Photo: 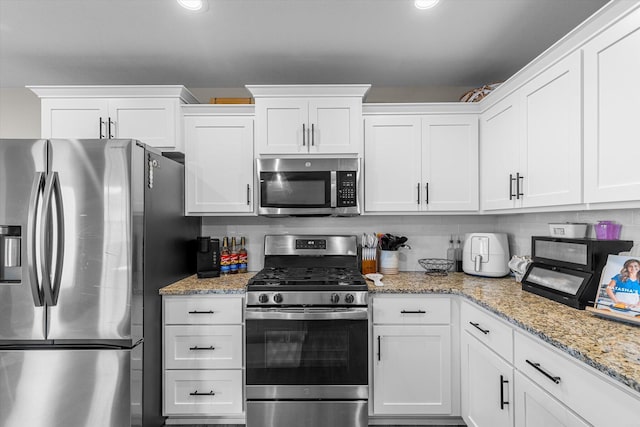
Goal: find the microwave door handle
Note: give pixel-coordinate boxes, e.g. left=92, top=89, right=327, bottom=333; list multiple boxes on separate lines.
left=330, top=171, right=337, bottom=207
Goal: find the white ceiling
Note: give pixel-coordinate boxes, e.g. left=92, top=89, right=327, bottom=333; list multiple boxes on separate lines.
left=0, top=0, right=609, bottom=89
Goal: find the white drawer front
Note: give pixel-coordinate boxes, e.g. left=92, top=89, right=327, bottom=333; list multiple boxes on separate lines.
left=461, top=301, right=513, bottom=363
left=515, top=331, right=640, bottom=427
left=164, top=370, right=243, bottom=415
left=373, top=296, right=450, bottom=324
left=165, top=325, right=242, bottom=369
left=164, top=296, right=243, bottom=324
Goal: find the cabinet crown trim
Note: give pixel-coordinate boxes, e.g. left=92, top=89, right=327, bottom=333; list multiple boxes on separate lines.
left=246, top=84, right=371, bottom=98
left=27, top=85, right=199, bottom=104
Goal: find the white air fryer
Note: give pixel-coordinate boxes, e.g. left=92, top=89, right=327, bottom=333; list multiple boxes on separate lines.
left=463, top=233, right=510, bottom=277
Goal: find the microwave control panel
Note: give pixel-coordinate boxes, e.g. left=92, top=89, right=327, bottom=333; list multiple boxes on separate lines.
left=337, top=171, right=357, bottom=207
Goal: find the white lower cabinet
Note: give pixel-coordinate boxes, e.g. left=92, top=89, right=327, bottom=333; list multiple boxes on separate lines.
left=372, top=296, right=454, bottom=415
left=163, top=295, right=244, bottom=420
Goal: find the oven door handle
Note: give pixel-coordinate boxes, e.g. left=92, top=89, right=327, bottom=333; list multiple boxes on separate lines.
left=245, top=307, right=368, bottom=320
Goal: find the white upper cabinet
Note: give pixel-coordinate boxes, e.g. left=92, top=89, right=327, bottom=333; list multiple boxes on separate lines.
left=480, top=52, right=582, bottom=211
left=364, top=112, right=478, bottom=213
left=583, top=5, right=640, bottom=203
left=29, top=86, right=198, bottom=152
left=247, top=85, right=370, bottom=155
left=183, top=109, right=254, bottom=215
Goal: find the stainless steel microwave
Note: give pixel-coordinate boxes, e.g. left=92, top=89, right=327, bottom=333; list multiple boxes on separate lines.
left=256, top=158, right=360, bottom=217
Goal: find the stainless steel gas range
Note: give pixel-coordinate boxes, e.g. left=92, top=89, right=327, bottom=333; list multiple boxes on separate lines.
left=245, top=235, right=368, bottom=427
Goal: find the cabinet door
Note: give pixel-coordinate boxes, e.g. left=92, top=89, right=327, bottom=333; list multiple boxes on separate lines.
left=185, top=116, right=254, bottom=214
left=364, top=116, right=422, bottom=212
left=520, top=52, right=582, bottom=208
left=308, top=98, right=361, bottom=154
left=480, top=94, right=520, bottom=210
left=255, top=98, right=308, bottom=154
left=584, top=6, right=640, bottom=203
left=461, top=331, right=513, bottom=427
left=110, top=98, right=178, bottom=150
left=422, top=115, right=479, bottom=211
left=514, top=372, right=589, bottom=427
left=41, top=98, right=108, bottom=139
left=373, top=325, right=452, bottom=415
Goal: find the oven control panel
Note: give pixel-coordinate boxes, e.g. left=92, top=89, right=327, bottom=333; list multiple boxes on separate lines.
left=295, top=239, right=327, bottom=250
left=246, top=291, right=368, bottom=307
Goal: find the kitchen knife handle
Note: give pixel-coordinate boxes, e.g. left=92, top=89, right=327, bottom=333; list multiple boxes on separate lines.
left=500, top=375, right=509, bottom=410
left=526, top=359, right=561, bottom=384
left=302, top=123, right=306, bottom=146
left=469, top=321, right=490, bottom=335
left=509, top=174, right=516, bottom=200
left=99, top=117, right=105, bottom=139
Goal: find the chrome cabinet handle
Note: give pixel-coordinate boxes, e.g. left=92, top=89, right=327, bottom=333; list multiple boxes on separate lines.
left=516, top=172, right=524, bottom=199
left=500, top=375, right=509, bottom=410
left=108, top=118, right=115, bottom=138
left=189, top=346, right=215, bottom=351
left=190, top=390, right=215, bottom=396
left=401, top=310, right=426, bottom=314
left=311, top=123, right=315, bottom=146
left=302, top=123, right=306, bottom=146
left=247, top=184, right=251, bottom=205
left=27, top=172, right=46, bottom=307
left=377, top=335, right=381, bottom=361
left=469, top=321, right=490, bottom=335
left=526, top=359, right=561, bottom=384
left=509, top=174, right=516, bottom=200
left=417, top=183, right=420, bottom=205
left=425, top=183, right=429, bottom=205
left=99, top=117, right=105, bottom=139
left=188, top=310, right=215, bottom=314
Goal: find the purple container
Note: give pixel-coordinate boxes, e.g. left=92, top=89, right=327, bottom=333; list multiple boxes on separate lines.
left=594, top=221, right=622, bottom=240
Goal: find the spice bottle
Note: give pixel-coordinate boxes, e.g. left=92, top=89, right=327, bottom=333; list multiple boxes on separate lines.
left=220, top=237, right=231, bottom=275
left=455, top=236, right=463, bottom=272
left=230, top=237, right=239, bottom=274
left=446, top=236, right=455, bottom=271
left=238, top=237, right=248, bottom=273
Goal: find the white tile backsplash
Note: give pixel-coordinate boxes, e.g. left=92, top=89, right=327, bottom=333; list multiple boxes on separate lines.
left=201, top=209, right=640, bottom=271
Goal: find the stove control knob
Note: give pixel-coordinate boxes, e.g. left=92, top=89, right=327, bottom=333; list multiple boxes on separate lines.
left=258, top=294, right=269, bottom=304
left=330, top=293, right=340, bottom=304
left=273, top=293, right=283, bottom=304
left=345, top=294, right=355, bottom=304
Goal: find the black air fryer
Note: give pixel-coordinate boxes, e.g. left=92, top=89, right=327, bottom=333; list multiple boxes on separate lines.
left=196, top=236, right=220, bottom=278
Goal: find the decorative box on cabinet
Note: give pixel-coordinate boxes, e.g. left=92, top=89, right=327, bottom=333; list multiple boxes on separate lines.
left=372, top=295, right=455, bottom=416
left=364, top=113, right=478, bottom=213
left=28, top=85, right=198, bottom=152
left=480, top=51, right=582, bottom=211
left=460, top=301, right=514, bottom=427
left=247, top=84, right=370, bottom=155
left=163, top=295, right=244, bottom=420
left=182, top=105, right=255, bottom=215
left=583, top=4, right=640, bottom=204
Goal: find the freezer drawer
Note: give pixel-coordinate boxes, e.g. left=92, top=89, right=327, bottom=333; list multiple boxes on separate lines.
left=0, top=348, right=135, bottom=427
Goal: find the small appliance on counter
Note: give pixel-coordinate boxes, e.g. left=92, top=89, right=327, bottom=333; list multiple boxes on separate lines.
left=196, top=236, right=220, bottom=278
left=462, top=232, right=510, bottom=277
left=521, top=236, right=633, bottom=309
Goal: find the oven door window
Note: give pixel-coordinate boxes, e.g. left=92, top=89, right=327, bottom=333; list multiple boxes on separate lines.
left=260, top=172, right=331, bottom=208
left=246, top=319, right=367, bottom=385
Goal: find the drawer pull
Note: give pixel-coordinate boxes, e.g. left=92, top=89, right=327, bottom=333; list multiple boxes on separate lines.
left=500, top=375, right=509, bottom=410
left=189, top=390, right=216, bottom=396
left=469, top=321, right=490, bottom=335
left=189, top=346, right=216, bottom=351
left=526, top=359, right=561, bottom=384
left=400, top=310, right=426, bottom=314
left=188, top=310, right=214, bottom=314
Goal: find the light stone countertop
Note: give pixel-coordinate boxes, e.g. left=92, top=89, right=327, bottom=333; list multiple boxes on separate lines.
left=159, top=271, right=640, bottom=395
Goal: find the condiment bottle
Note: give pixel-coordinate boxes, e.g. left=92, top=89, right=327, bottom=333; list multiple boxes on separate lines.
left=455, top=237, right=463, bottom=272
left=446, top=236, right=455, bottom=271
left=220, top=236, right=231, bottom=275
left=238, top=237, right=248, bottom=273
left=230, top=237, right=239, bottom=274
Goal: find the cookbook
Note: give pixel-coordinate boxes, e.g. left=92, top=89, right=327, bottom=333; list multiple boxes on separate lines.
left=587, top=254, right=640, bottom=326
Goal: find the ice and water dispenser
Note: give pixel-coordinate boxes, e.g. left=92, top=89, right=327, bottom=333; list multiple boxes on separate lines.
left=0, top=226, right=21, bottom=283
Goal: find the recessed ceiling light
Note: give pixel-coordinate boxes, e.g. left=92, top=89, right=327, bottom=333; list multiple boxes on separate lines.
left=414, top=0, right=440, bottom=10
left=177, top=0, right=208, bottom=12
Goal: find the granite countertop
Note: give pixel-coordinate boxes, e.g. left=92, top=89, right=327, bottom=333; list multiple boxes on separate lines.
left=159, top=271, right=640, bottom=395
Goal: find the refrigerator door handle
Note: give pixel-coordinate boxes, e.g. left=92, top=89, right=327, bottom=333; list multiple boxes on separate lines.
left=27, top=172, right=46, bottom=307
left=41, top=171, right=64, bottom=306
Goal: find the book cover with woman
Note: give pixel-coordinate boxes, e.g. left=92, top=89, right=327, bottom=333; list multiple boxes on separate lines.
left=594, top=255, right=640, bottom=321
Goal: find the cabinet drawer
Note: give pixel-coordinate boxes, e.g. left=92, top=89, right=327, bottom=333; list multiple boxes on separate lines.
left=164, top=296, right=242, bottom=324
left=515, top=331, right=640, bottom=426
left=165, top=325, right=242, bottom=369
left=373, top=296, right=450, bottom=324
left=164, top=370, right=243, bottom=415
left=461, top=301, right=513, bottom=363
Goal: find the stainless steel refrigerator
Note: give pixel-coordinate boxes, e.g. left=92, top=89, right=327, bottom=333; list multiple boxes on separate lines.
left=0, top=139, right=200, bottom=427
